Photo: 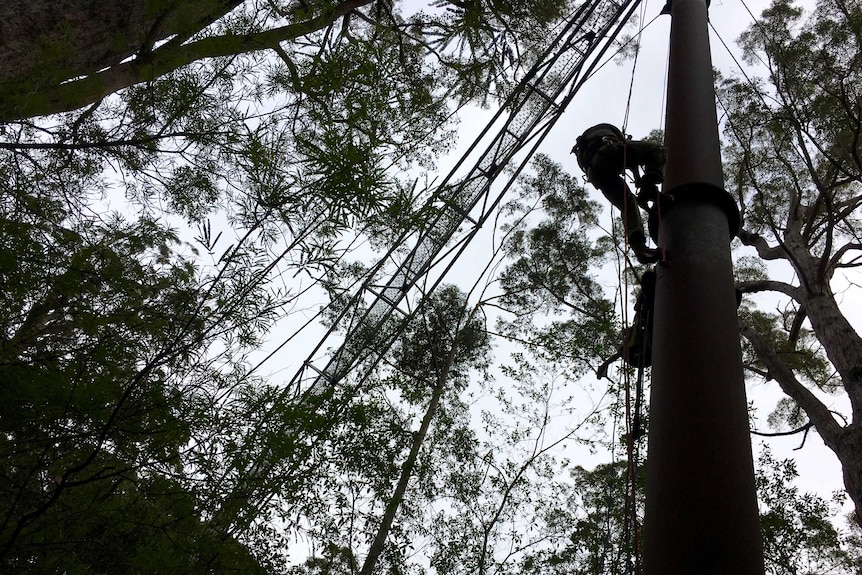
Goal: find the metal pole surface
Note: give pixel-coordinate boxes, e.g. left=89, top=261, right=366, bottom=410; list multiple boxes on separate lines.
left=641, top=0, right=765, bottom=573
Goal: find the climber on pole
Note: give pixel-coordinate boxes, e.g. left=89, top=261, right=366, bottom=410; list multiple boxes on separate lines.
left=572, top=123, right=666, bottom=264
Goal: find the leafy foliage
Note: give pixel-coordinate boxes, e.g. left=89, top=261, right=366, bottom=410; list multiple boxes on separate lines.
left=755, top=447, right=853, bottom=574
left=4, top=0, right=862, bottom=570
left=495, top=154, right=618, bottom=378
left=0, top=211, right=271, bottom=570
left=285, top=286, right=491, bottom=575
left=0, top=0, right=583, bottom=569
left=720, top=0, right=862, bottom=525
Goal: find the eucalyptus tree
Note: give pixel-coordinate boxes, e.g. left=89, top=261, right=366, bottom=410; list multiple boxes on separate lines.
left=494, top=153, right=619, bottom=376
left=286, top=155, right=623, bottom=575
left=718, top=0, right=862, bottom=525
left=285, top=285, right=491, bottom=575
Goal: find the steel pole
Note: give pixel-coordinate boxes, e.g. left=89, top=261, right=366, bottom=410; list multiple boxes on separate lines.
left=641, top=0, right=764, bottom=572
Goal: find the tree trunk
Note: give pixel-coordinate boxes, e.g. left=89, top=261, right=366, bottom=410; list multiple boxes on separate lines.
left=833, top=426, right=862, bottom=526
left=761, top=222, right=862, bottom=524
left=358, top=381, right=445, bottom=575
left=802, top=292, right=862, bottom=419
left=359, top=349, right=457, bottom=575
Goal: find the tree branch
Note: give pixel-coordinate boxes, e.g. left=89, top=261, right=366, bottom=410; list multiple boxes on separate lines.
left=827, top=242, right=862, bottom=275
left=736, top=279, right=803, bottom=301
left=744, top=364, right=771, bottom=379
left=737, top=228, right=787, bottom=260
left=740, top=320, right=843, bottom=446
left=0, top=0, right=373, bottom=121
left=787, top=304, right=807, bottom=346
left=596, top=351, right=622, bottom=380
left=752, top=422, right=813, bottom=450
left=0, top=131, right=230, bottom=150
left=751, top=421, right=813, bottom=437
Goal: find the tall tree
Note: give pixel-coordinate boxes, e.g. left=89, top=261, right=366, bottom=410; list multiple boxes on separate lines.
left=718, top=0, right=862, bottom=525
left=755, top=447, right=855, bottom=574
left=284, top=285, right=491, bottom=575
left=0, top=0, right=245, bottom=119
left=358, top=286, right=490, bottom=575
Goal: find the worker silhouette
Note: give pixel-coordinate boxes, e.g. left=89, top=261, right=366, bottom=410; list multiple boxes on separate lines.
left=572, top=123, right=666, bottom=264
left=624, top=268, right=656, bottom=368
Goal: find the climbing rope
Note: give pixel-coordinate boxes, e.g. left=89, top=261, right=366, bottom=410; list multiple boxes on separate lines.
left=619, top=2, right=652, bottom=571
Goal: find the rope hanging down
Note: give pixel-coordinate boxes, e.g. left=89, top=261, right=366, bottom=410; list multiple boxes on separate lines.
left=624, top=268, right=653, bottom=575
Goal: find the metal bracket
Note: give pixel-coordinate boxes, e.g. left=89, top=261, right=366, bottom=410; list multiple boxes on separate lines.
left=647, top=181, right=740, bottom=243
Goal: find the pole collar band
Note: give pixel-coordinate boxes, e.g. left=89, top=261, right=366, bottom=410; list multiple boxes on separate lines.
left=648, top=182, right=740, bottom=242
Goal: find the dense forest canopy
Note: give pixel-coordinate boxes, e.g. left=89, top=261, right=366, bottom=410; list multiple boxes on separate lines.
left=1, top=0, right=862, bottom=572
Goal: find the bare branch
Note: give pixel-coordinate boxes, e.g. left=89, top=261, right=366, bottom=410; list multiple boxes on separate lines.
left=736, top=279, right=803, bottom=301
left=751, top=421, right=813, bottom=437
left=827, top=242, right=862, bottom=274
left=596, top=351, right=622, bottom=380
left=751, top=420, right=814, bottom=448
left=737, top=228, right=787, bottom=260
left=744, top=364, right=771, bottom=379
left=788, top=304, right=807, bottom=346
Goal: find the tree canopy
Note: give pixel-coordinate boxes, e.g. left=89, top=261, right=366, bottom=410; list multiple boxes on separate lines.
left=720, top=0, right=862, bottom=527
left=0, top=0, right=577, bottom=569
left=3, top=0, right=862, bottom=572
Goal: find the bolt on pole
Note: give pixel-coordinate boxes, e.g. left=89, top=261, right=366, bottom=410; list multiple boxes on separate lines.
left=641, top=0, right=765, bottom=573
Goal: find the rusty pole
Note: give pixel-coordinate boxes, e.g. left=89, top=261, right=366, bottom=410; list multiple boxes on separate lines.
left=642, top=0, right=765, bottom=572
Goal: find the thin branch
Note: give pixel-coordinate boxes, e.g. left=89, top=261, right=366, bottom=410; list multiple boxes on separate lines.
left=596, top=351, right=622, bottom=380
left=744, top=363, right=771, bottom=380
left=827, top=242, right=862, bottom=274
left=750, top=421, right=813, bottom=437
left=0, top=131, right=230, bottom=151
left=752, top=422, right=813, bottom=450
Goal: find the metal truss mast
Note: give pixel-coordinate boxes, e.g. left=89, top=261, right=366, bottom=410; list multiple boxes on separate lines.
left=292, top=0, right=643, bottom=394
left=215, top=0, right=644, bottom=537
